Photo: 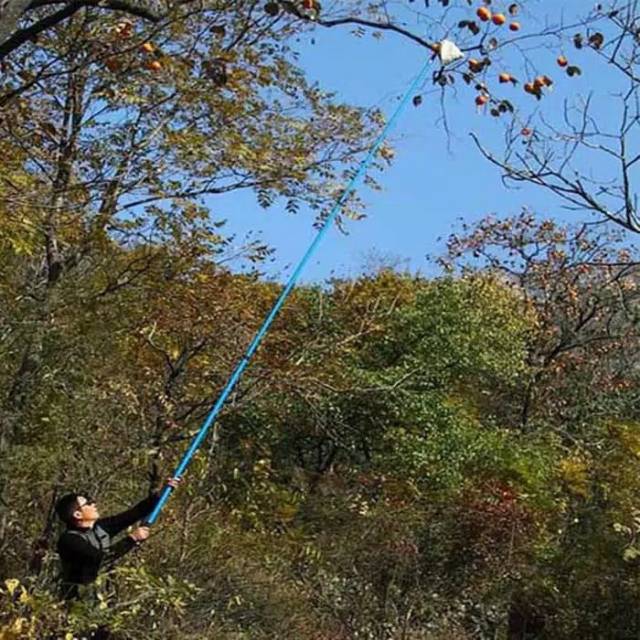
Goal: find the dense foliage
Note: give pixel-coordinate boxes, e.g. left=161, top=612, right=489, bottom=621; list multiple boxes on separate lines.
left=2, top=215, right=640, bottom=638
left=2, top=1, right=640, bottom=639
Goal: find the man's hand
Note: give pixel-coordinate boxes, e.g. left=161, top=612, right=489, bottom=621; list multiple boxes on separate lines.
left=130, top=526, right=150, bottom=543
left=166, top=476, right=182, bottom=490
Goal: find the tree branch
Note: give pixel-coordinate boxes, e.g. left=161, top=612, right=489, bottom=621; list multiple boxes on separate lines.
left=0, top=0, right=165, bottom=59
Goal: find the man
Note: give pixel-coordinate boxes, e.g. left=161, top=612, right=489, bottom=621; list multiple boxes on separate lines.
left=55, top=478, right=181, bottom=600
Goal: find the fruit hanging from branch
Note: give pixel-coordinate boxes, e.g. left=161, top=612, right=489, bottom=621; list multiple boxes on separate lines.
left=301, top=0, right=321, bottom=20
left=477, top=6, right=491, bottom=22
left=468, top=58, right=488, bottom=73
left=115, top=20, right=133, bottom=39
left=492, top=13, right=506, bottom=26
left=499, top=72, right=517, bottom=85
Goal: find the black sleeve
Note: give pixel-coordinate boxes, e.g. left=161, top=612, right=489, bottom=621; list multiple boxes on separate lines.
left=103, top=535, right=138, bottom=567
left=98, top=493, right=159, bottom=536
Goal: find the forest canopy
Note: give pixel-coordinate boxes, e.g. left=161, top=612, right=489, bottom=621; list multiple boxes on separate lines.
left=1, top=1, right=640, bottom=639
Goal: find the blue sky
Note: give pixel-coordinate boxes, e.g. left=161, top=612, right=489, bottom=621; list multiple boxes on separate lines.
left=212, top=1, right=608, bottom=283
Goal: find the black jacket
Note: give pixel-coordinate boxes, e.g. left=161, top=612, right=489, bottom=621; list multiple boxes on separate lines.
left=57, top=493, right=158, bottom=590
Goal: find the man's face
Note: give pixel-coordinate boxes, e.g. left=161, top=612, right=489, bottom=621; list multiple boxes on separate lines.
left=74, top=495, right=100, bottom=522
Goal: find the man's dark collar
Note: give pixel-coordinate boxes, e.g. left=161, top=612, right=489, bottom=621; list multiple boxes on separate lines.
left=68, top=522, right=94, bottom=531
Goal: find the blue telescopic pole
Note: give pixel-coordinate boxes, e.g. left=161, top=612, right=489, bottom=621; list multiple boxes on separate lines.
left=146, top=58, right=432, bottom=526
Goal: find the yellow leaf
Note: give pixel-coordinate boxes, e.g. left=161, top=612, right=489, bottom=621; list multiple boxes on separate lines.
left=559, top=455, right=590, bottom=497
left=4, top=579, right=19, bottom=596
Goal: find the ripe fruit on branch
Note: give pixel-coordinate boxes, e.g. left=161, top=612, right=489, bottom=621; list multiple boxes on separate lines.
left=499, top=72, right=512, bottom=83
left=115, top=20, right=133, bottom=38
left=302, top=0, right=319, bottom=14
left=140, top=42, right=154, bottom=54
left=146, top=60, right=162, bottom=72
left=475, top=94, right=488, bottom=106
left=468, top=58, right=484, bottom=73
left=557, top=55, right=568, bottom=67
left=509, top=22, right=520, bottom=31
left=477, top=6, right=491, bottom=22
left=532, top=75, right=553, bottom=90
left=492, top=13, right=506, bottom=26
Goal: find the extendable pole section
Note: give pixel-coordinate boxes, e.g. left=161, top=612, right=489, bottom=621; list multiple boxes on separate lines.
left=146, top=58, right=432, bottom=526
